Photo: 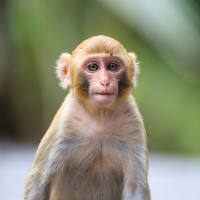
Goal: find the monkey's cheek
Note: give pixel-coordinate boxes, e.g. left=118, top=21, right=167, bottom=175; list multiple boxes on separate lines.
left=93, top=94, right=116, bottom=105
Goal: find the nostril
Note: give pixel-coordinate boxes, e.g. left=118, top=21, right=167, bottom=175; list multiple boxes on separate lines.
left=100, top=81, right=110, bottom=87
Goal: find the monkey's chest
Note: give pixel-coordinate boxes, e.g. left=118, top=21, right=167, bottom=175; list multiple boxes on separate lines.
left=50, top=139, right=124, bottom=200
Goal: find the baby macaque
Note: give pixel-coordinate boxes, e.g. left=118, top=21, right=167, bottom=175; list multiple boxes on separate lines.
left=24, top=35, right=151, bottom=200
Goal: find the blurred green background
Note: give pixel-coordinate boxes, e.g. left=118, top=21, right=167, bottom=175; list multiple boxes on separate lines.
left=0, top=0, right=200, bottom=154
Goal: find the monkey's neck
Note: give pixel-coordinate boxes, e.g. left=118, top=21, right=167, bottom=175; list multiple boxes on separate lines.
left=83, top=102, right=112, bottom=117
left=81, top=97, right=128, bottom=119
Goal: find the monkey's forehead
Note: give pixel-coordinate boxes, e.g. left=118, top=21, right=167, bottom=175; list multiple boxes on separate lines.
left=78, top=54, right=127, bottom=65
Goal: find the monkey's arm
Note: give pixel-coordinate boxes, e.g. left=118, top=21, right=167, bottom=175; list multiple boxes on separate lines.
left=24, top=131, right=56, bottom=200
left=121, top=112, right=151, bottom=200
left=24, top=102, right=66, bottom=200
left=122, top=149, right=151, bottom=200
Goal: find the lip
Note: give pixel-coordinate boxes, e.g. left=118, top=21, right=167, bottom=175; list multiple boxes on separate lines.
left=94, top=93, right=115, bottom=95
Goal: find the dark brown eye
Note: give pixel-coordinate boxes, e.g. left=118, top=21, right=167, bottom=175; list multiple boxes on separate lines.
left=107, top=62, right=119, bottom=71
left=87, top=63, right=99, bottom=72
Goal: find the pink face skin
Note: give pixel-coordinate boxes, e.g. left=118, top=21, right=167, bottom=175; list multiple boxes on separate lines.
left=82, top=55, right=125, bottom=106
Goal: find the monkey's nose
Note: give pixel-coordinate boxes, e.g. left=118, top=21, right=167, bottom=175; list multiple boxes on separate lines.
left=99, top=81, right=110, bottom=87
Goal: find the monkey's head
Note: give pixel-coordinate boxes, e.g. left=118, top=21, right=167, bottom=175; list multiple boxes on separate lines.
left=56, top=35, right=139, bottom=110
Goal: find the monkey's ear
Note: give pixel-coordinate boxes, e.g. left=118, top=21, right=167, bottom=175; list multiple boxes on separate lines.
left=56, top=53, right=72, bottom=89
left=128, top=52, right=140, bottom=88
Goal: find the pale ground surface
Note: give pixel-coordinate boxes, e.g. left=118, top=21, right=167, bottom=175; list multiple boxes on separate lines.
left=0, top=141, right=200, bottom=200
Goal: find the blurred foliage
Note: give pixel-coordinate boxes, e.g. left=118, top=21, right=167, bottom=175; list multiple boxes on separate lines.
left=0, top=0, right=200, bottom=154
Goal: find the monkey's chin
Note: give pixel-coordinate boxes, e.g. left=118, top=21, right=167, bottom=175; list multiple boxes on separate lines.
left=93, top=94, right=116, bottom=106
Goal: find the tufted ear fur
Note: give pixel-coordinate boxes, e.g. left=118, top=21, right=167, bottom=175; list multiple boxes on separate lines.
left=55, top=53, right=72, bottom=89
left=128, top=52, right=140, bottom=88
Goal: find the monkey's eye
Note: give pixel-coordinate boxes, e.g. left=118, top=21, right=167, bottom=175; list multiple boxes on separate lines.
left=107, top=62, right=119, bottom=71
left=87, top=63, right=99, bottom=72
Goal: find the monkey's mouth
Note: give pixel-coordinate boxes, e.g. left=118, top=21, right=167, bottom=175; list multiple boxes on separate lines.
left=93, top=92, right=116, bottom=105
left=95, top=92, right=115, bottom=96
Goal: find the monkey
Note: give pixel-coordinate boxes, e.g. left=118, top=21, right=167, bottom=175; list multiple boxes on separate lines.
left=24, top=35, right=151, bottom=200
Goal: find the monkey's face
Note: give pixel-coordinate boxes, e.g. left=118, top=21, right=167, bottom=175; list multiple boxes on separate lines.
left=70, top=53, right=134, bottom=108
left=81, top=54, right=126, bottom=106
